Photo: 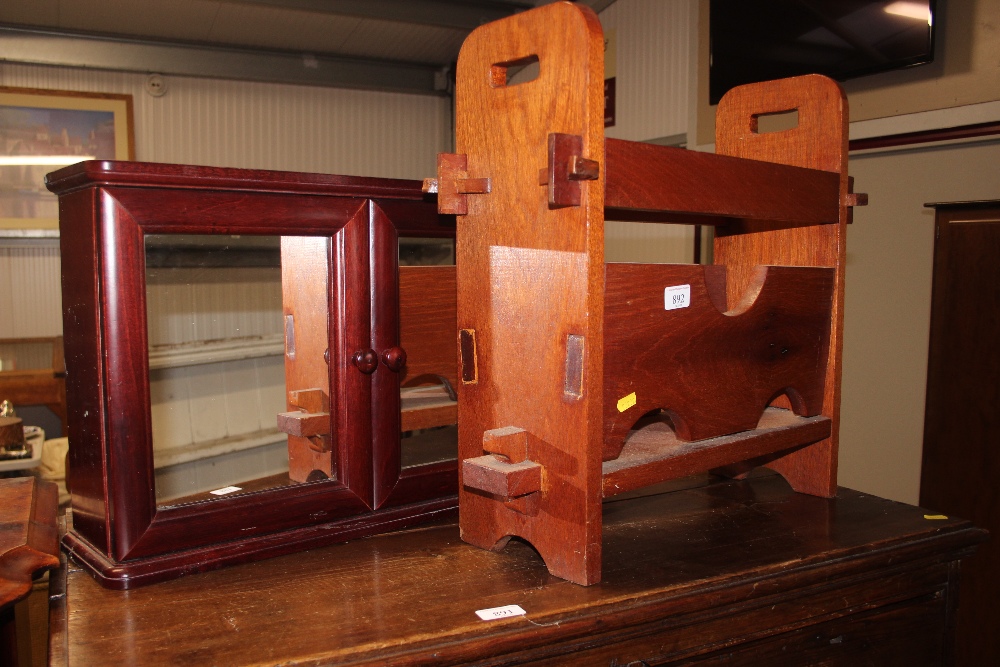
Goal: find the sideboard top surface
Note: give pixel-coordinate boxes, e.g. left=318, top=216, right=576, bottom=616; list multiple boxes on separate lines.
left=51, top=474, right=985, bottom=666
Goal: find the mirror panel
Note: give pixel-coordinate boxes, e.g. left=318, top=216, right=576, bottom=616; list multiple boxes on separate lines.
left=398, top=239, right=457, bottom=469
left=399, top=237, right=454, bottom=267
left=145, top=234, right=323, bottom=505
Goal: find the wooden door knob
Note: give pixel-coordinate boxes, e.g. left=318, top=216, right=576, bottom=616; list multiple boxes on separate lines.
left=352, top=349, right=378, bottom=374
left=380, top=346, right=407, bottom=372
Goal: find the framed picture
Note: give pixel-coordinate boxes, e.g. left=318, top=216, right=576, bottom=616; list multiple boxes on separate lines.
left=1, top=87, right=134, bottom=231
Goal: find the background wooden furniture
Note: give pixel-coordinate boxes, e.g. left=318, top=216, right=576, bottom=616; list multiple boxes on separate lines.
left=47, top=474, right=986, bottom=666
left=440, top=1, right=862, bottom=585
left=1, top=477, right=59, bottom=667
left=920, top=200, right=1000, bottom=666
left=0, top=337, right=67, bottom=436
left=46, top=161, right=458, bottom=588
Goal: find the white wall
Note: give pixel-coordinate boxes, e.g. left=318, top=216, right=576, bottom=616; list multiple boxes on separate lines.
left=144, top=263, right=287, bottom=499
left=0, top=241, right=62, bottom=337
left=601, top=0, right=690, bottom=144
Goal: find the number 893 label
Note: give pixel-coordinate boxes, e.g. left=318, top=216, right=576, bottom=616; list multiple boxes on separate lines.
left=475, top=604, right=527, bottom=621
left=664, top=284, right=691, bottom=311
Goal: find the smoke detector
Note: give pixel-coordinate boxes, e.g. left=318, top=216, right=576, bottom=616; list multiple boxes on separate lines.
left=145, top=74, right=167, bottom=97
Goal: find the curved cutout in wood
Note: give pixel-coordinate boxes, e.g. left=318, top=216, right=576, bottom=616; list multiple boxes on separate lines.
left=603, top=263, right=834, bottom=459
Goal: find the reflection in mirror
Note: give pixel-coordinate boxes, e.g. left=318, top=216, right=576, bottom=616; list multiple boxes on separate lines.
left=398, top=238, right=457, bottom=468
left=399, top=237, right=454, bottom=266
left=145, top=234, right=295, bottom=505
left=0, top=338, right=54, bottom=372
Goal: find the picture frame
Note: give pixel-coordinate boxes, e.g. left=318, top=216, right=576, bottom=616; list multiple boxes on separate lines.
left=0, top=87, right=134, bottom=231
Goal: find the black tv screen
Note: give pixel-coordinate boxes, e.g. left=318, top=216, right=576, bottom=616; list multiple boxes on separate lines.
left=710, top=0, right=936, bottom=104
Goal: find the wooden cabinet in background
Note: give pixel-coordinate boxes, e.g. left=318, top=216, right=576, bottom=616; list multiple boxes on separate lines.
left=921, top=200, right=1000, bottom=666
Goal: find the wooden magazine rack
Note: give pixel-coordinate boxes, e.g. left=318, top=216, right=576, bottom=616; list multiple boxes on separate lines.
left=433, top=2, right=864, bottom=585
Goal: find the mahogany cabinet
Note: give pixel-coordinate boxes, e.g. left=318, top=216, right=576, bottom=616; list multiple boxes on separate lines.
left=46, top=161, right=458, bottom=588
left=47, top=474, right=987, bottom=666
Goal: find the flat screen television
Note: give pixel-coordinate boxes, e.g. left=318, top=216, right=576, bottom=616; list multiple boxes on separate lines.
left=710, top=0, right=937, bottom=104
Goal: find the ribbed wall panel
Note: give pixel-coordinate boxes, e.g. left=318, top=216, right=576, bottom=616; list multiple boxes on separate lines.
left=0, top=244, right=62, bottom=338
left=601, top=0, right=690, bottom=143
left=600, top=0, right=695, bottom=264
left=0, top=342, right=51, bottom=370
left=1, top=62, right=451, bottom=338
left=145, top=267, right=283, bottom=347
left=0, top=62, right=449, bottom=177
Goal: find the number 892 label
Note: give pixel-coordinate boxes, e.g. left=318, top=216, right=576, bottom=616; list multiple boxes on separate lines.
left=664, top=284, right=691, bottom=311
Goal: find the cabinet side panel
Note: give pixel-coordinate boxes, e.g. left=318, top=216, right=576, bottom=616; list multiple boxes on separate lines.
left=59, top=188, right=110, bottom=554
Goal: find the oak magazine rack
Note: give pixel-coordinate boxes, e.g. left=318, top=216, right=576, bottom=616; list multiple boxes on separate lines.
left=429, top=1, right=865, bottom=585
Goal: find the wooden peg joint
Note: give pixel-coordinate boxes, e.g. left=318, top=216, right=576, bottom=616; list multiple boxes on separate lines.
left=456, top=178, right=491, bottom=194
left=544, top=133, right=599, bottom=207
left=462, top=455, right=542, bottom=500
left=463, top=426, right=544, bottom=512
left=569, top=155, right=600, bottom=181
left=845, top=192, right=868, bottom=207
left=289, top=388, right=327, bottom=414
left=482, top=425, right=530, bottom=461
left=277, top=388, right=331, bottom=450
left=276, top=411, right=330, bottom=438
left=432, top=153, right=491, bottom=215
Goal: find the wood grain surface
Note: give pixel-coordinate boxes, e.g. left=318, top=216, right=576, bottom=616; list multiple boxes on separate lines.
left=48, top=475, right=986, bottom=666
left=281, top=237, right=335, bottom=482
left=713, top=75, right=850, bottom=498
left=0, top=478, right=59, bottom=610
left=453, top=1, right=607, bottom=585
left=603, top=263, right=833, bottom=455
left=1, top=478, right=59, bottom=667
left=449, top=4, right=852, bottom=587
left=603, top=408, right=831, bottom=497
left=399, top=266, right=458, bottom=392
left=605, top=139, right=840, bottom=226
